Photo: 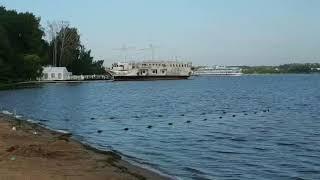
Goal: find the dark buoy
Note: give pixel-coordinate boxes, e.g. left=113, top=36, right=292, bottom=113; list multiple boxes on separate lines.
left=90, top=117, right=95, bottom=120
left=97, top=130, right=102, bottom=133
left=232, top=115, right=236, bottom=117
left=158, top=115, right=163, bottom=117
left=244, top=113, right=248, bottom=115
left=168, top=123, right=173, bottom=125
left=267, top=109, right=270, bottom=112
left=181, top=114, right=185, bottom=116
left=110, top=117, right=115, bottom=120
left=219, top=116, right=222, bottom=119
left=262, top=110, right=267, bottom=112
left=201, top=113, right=206, bottom=115
left=124, top=128, right=129, bottom=131
left=147, top=125, right=152, bottom=129
left=254, top=112, right=257, bottom=114
left=203, top=118, right=207, bottom=121
left=186, top=120, right=191, bottom=123
left=223, top=111, right=226, bottom=114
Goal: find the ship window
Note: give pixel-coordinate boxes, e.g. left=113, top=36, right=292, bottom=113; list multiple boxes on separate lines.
left=152, top=69, right=157, bottom=74
left=58, top=73, right=62, bottom=79
left=162, top=70, right=166, bottom=74
left=51, top=73, right=55, bottom=78
left=44, top=73, right=48, bottom=79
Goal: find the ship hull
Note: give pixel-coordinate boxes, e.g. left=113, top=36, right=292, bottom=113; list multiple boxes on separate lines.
left=113, top=75, right=190, bottom=81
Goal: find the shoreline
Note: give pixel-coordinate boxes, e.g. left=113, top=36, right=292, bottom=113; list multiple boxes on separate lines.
left=0, top=113, right=171, bottom=180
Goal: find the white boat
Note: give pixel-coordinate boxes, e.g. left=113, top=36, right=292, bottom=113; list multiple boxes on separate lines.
left=194, top=66, right=243, bottom=76
left=108, top=61, right=192, bottom=81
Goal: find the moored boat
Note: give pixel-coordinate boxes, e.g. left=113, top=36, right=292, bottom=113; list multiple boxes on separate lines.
left=194, top=66, right=243, bottom=76
left=108, top=61, right=192, bottom=81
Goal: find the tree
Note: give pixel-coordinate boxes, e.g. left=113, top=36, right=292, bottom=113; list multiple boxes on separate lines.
left=21, top=54, right=43, bottom=80
left=70, top=46, right=105, bottom=75
left=47, top=23, right=105, bottom=75
left=0, top=6, right=47, bottom=83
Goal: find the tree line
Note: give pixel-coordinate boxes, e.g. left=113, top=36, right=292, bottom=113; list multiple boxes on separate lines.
left=0, top=6, right=105, bottom=84
left=241, top=63, right=320, bottom=74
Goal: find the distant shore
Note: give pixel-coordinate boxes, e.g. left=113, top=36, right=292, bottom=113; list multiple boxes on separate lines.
left=0, top=113, right=169, bottom=180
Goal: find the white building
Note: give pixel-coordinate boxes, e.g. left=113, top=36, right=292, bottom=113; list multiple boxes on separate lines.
left=41, top=67, right=72, bottom=81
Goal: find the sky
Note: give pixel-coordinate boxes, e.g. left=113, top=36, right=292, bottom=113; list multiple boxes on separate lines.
left=1, top=0, right=320, bottom=66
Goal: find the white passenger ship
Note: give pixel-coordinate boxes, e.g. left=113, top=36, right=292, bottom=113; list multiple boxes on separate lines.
left=194, top=66, right=243, bottom=76
left=108, top=61, right=192, bottom=81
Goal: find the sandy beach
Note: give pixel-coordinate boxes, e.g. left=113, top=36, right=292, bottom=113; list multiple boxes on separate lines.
left=0, top=114, right=169, bottom=180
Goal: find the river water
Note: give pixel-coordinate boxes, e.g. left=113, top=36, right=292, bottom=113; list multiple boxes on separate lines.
left=0, top=75, right=319, bottom=180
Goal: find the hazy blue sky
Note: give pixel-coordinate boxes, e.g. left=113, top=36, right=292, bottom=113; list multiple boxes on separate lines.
left=1, top=0, right=320, bottom=66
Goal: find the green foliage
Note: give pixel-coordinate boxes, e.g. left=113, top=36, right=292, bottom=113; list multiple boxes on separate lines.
left=0, top=5, right=105, bottom=83
left=48, top=26, right=105, bottom=75
left=0, top=6, right=48, bottom=83
left=241, top=66, right=279, bottom=74
left=69, top=47, right=105, bottom=75
left=49, top=27, right=81, bottom=67
left=242, top=63, right=320, bottom=74
left=22, top=54, right=43, bottom=80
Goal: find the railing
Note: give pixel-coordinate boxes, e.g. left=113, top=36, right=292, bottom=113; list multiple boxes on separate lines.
left=69, top=75, right=111, bottom=80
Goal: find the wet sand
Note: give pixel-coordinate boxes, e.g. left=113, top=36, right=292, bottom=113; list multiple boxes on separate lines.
left=0, top=114, right=169, bottom=180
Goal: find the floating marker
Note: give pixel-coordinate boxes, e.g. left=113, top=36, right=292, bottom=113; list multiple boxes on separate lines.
left=168, top=123, right=173, bottom=125
left=203, top=118, right=207, bottom=121
left=232, top=115, right=236, bottom=117
left=244, top=113, right=248, bottom=115
left=124, top=128, right=129, bottom=131
left=90, top=117, right=95, bottom=120
left=181, top=114, right=185, bottom=116
left=97, top=130, right=102, bottom=133
left=201, top=113, right=206, bottom=115
left=147, top=125, right=152, bottom=129
left=110, top=117, right=115, bottom=119
left=219, top=116, right=222, bottom=119
left=186, top=120, right=191, bottom=123
left=158, top=115, right=163, bottom=117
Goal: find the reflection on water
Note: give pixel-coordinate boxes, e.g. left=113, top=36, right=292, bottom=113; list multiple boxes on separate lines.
left=0, top=75, right=320, bottom=180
